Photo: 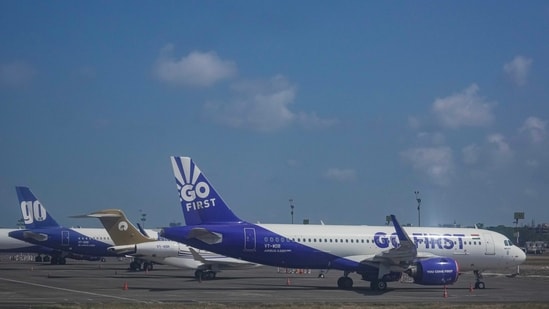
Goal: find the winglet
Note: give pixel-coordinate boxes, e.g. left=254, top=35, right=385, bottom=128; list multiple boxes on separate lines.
left=136, top=223, right=150, bottom=238
left=16, top=186, right=60, bottom=229
left=391, top=214, right=414, bottom=245
left=188, top=247, right=207, bottom=263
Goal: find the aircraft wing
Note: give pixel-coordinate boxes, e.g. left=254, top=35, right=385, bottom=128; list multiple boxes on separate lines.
left=358, top=215, right=419, bottom=277
left=188, top=247, right=257, bottom=268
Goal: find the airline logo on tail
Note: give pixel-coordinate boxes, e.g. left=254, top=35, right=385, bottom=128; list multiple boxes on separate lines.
left=21, top=200, right=47, bottom=224
left=172, top=157, right=217, bottom=212
left=15, top=186, right=60, bottom=229
left=118, top=221, right=128, bottom=231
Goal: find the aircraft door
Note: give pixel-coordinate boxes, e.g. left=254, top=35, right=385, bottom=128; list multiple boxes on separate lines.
left=61, top=230, right=69, bottom=246
left=483, top=233, right=495, bottom=255
left=243, top=228, right=256, bottom=251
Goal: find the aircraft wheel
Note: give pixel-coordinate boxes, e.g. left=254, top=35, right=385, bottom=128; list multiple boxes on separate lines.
left=337, top=276, right=353, bottom=289
left=337, top=277, right=345, bottom=288
left=370, top=280, right=387, bottom=291
left=376, top=280, right=387, bottom=291
left=143, top=262, right=153, bottom=271
left=475, top=281, right=485, bottom=289
left=35, top=256, right=43, bottom=263
left=43, top=256, right=50, bottom=262
left=130, top=261, right=140, bottom=271
left=205, top=271, right=215, bottom=280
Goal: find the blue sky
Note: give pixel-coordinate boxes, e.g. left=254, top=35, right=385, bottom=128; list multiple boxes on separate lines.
left=1, top=1, right=548, bottom=229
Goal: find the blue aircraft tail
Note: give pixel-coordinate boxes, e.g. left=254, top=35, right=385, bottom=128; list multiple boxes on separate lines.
left=15, top=186, right=60, bottom=229
left=170, top=156, right=242, bottom=225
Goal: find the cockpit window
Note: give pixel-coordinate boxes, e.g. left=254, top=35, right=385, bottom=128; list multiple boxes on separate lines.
left=504, top=239, right=514, bottom=246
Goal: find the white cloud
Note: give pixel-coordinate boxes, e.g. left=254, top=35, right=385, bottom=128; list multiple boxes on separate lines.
left=408, top=116, right=421, bottom=130
left=0, top=61, right=36, bottom=87
left=416, top=132, right=446, bottom=145
left=487, top=133, right=513, bottom=163
left=204, top=75, right=295, bottom=131
left=297, top=112, right=339, bottom=130
left=432, top=84, right=495, bottom=129
left=401, top=146, right=454, bottom=186
left=204, top=75, right=336, bottom=132
left=462, top=144, right=480, bottom=165
left=520, top=116, right=546, bottom=144
left=153, top=44, right=237, bottom=87
left=324, top=168, right=357, bottom=182
left=503, top=55, right=532, bottom=86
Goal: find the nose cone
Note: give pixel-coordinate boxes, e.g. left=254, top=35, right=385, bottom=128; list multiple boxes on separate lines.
left=515, top=246, right=527, bottom=265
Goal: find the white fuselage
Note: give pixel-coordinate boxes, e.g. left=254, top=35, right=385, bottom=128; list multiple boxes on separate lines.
left=254, top=223, right=525, bottom=272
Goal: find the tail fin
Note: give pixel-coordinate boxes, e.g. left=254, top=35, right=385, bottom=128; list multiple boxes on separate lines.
left=15, top=186, right=60, bottom=229
left=170, top=156, right=242, bottom=225
left=75, top=209, right=154, bottom=245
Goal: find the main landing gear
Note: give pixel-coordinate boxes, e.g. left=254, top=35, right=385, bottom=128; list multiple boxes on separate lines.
left=195, top=269, right=217, bottom=280
left=369, top=279, right=387, bottom=291
left=337, top=275, right=353, bottom=289
left=336, top=273, right=388, bottom=291
left=129, top=260, right=154, bottom=271
left=474, top=270, right=486, bottom=289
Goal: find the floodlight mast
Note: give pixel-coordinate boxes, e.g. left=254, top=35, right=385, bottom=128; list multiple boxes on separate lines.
left=414, top=191, right=421, bottom=227
left=289, top=199, right=295, bottom=224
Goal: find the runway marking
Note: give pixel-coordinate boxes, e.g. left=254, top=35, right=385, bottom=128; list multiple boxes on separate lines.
left=0, top=277, right=148, bottom=303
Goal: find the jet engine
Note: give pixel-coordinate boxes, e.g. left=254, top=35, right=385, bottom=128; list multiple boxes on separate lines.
left=405, top=257, right=459, bottom=285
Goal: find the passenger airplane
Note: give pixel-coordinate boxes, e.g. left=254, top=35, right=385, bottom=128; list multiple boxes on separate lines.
left=79, top=209, right=258, bottom=279
left=8, top=187, right=121, bottom=264
left=160, top=156, right=526, bottom=291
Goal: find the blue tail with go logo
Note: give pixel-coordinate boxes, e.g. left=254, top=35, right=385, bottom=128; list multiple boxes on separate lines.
left=15, top=186, right=60, bottom=229
left=170, top=157, right=242, bottom=225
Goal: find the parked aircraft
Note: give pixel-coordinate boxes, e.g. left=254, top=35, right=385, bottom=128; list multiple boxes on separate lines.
left=8, top=187, right=120, bottom=264
left=79, top=209, right=258, bottom=279
left=160, top=156, right=526, bottom=291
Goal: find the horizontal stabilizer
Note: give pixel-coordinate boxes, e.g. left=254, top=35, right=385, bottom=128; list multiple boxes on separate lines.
left=188, top=228, right=223, bottom=245
left=70, top=213, right=121, bottom=219
left=22, top=231, right=48, bottom=242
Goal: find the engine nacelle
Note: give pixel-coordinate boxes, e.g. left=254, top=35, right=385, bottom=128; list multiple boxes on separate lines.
left=406, top=257, right=459, bottom=285
left=134, top=241, right=180, bottom=258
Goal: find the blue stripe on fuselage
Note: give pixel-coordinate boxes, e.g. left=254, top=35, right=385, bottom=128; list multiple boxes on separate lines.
left=161, top=223, right=376, bottom=273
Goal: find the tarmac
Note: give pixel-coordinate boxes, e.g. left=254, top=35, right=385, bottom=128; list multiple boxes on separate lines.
left=1, top=254, right=548, bottom=308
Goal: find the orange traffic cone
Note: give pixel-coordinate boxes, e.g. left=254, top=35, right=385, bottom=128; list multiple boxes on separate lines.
left=443, top=285, right=448, bottom=298
left=123, top=281, right=128, bottom=290
left=286, top=277, right=291, bottom=286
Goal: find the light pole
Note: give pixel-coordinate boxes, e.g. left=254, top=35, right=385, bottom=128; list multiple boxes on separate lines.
left=414, top=191, right=421, bottom=227
left=289, top=199, right=295, bottom=224
left=513, top=212, right=524, bottom=274
left=139, top=209, right=147, bottom=229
